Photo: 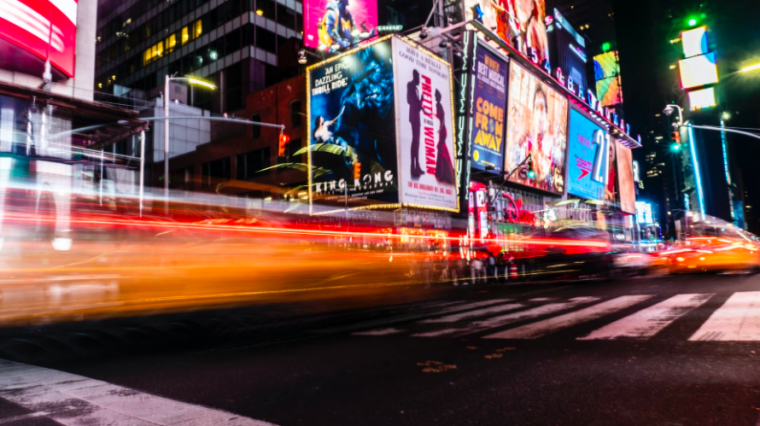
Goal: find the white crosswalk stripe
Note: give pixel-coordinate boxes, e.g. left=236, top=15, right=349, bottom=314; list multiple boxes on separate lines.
left=0, top=359, right=276, bottom=426
left=578, top=293, right=714, bottom=340
left=413, top=297, right=598, bottom=338
left=482, top=295, right=653, bottom=339
left=352, top=292, right=760, bottom=342
left=419, top=302, right=524, bottom=323
left=689, top=291, right=760, bottom=341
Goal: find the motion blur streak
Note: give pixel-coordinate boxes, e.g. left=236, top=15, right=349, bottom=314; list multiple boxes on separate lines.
left=0, top=184, right=622, bottom=327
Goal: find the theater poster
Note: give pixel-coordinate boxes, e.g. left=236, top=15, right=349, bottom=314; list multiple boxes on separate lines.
left=306, top=36, right=398, bottom=208
left=470, top=44, right=508, bottom=173
left=393, top=36, right=458, bottom=212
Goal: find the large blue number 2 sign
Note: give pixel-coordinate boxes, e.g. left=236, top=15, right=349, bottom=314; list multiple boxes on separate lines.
left=591, top=129, right=610, bottom=185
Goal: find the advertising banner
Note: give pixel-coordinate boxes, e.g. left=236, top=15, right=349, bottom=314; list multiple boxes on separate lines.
left=593, top=51, right=623, bottom=107
left=393, top=36, right=458, bottom=212
left=504, top=61, right=568, bottom=195
left=307, top=37, right=398, bottom=208
left=463, top=0, right=550, bottom=66
left=567, top=108, right=606, bottom=201
left=616, top=139, right=636, bottom=214
left=303, top=0, right=378, bottom=52
left=470, top=44, right=508, bottom=173
left=548, top=8, right=587, bottom=96
left=0, top=0, right=78, bottom=78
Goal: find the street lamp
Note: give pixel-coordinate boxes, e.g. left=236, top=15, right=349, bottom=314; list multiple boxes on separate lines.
left=740, top=63, right=760, bottom=73
left=164, top=75, right=216, bottom=198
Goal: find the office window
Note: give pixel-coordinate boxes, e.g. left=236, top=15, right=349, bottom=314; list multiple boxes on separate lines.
left=251, top=113, right=261, bottom=139
left=236, top=147, right=271, bottom=179
left=182, top=26, right=189, bottom=44
left=290, top=100, right=302, bottom=128
left=201, top=157, right=231, bottom=186
left=276, top=4, right=294, bottom=27
left=165, top=34, right=177, bottom=53
left=193, top=19, right=203, bottom=38
left=256, top=27, right=276, bottom=53
left=256, top=0, right=276, bottom=19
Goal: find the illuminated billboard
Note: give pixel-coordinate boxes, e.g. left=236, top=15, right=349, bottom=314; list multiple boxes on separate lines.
left=463, top=0, right=550, bottom=66
left=679, top=52, right=719, bottom=89
left=616, top=139, right=636, bottom=215
left=469, top=44, right=508, bottom=173
left=681, top=26, right=708, bottom=58
left=307, top=37, right=397, bottom=208
left=566, top=108, right=606, bottom=201
left=548, top=8, right=587, bottom=96
left=0, top=0, right=78, bottom=78
left=593, top=51, right=623, bottom=107
left=303, top=0, right=378, bottom=52
left=688, top=87, right=716, bottom=111
left=504, top=61, right=568, bottom=195
left=307, top=35, right=457, bottom=212
left=636, top=201, right=653, bottom=224
left=394, top=36, right=458, bottom=211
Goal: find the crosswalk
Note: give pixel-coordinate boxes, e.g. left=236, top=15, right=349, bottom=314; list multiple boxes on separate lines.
left=352, top=291, right=760, bottom=342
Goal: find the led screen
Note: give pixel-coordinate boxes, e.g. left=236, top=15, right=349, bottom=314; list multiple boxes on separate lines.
left=688, top=87, right=716, bottom=111
left=504, top=61, right=568, bottom=195
left=303, top=0, right=378, bottom=52
left=549, top=8, right=587, bottom=96
left=394, top=36, right=458, bottom=211
left=469, top=44, right=508, bottom=173
left=636, top=201, right=653, bottom=224
left=566, top=108, right=606, bottom=201
left=679, top=52, right=719, bottom=89
left=593, top=51, right=623, bottom=107
left=463, top=0, right=550, bottom=66
left=307, top=37, right=397, bottom=207
left=681, top=26, right=708, bottom=58
left=616, top=139, right=636, bottom=215
left=0, top=0, right=78, bottom=78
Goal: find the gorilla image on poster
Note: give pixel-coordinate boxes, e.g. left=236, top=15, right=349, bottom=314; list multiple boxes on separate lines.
left=307, top=37, right=398, bottom=207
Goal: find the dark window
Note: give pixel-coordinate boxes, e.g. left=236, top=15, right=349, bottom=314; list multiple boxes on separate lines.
left=256, top=27, right=276, bottom=53
left=256, top=0, right=276, bottom=19
left=250, top=113, right=261, bottom=139
left=290, top=100, right=302, bottom=128
left=276, top=4, right=295, bottom=28
left=201, top=157, right=231, bottom=186
left=295, top=12, right=302, bottom=32
left=224, top=28, right=241, bottom=53
left=236, top=147, right=271, bottom=179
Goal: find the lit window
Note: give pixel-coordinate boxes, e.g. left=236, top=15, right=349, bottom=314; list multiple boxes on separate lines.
left=182, top=27, right=189, bottom=44
left=166, top=34, right=176, bottom=52
left=143, top=48, right=152, bottom=65
left=194, top=20, right=202, bottom=37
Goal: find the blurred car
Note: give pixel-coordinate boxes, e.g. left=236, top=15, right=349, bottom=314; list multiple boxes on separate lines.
left=663, top=216, right=760, bottom=274
left=611, top=249, right=656, bottom=276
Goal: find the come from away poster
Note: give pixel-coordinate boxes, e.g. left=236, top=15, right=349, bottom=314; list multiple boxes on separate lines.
left=470, top=45, right=508, bottom=173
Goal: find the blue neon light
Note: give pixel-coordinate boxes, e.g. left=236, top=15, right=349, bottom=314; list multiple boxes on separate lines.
left=688, top=126, right=706, bottom=217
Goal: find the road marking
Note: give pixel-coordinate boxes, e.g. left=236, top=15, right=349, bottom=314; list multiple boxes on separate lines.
left=689, top=291, right=760, bottom=341
left=413, top=298, right=597, bottom=338
left=419, top=303, right=524, bottom=323
left=353, top=328, right=404, bottom=336
left=579, top=293, right=714, bottom=340
left=0, top=359, right=277, bottom=426
left=484, top=295, right=652, bottom=339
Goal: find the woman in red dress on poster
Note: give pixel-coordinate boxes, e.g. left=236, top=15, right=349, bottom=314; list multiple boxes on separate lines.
left=434, top=89, right=455, bottom=185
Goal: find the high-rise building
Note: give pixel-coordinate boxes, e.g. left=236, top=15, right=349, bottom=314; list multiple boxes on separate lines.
left=94, top=0, right=304, bottom=113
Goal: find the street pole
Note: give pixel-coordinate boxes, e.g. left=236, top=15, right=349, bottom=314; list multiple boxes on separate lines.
left=164, top=75, right=170, bottom=202
left=139, top=129, right=145, bottom=218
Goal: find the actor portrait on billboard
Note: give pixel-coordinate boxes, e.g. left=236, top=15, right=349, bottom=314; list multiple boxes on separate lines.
left=407, top=69, right=424, bottom=178
left=504, top=61, right=567, bottom=194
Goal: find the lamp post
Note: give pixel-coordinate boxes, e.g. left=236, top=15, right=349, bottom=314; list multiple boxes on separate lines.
left=164, top=75, right=216, bottom=198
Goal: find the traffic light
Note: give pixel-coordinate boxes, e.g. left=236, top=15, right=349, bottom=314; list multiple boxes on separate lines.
left=278, top=133, right=290, bottom=157
left=671, top=131, right=681, bottom=144
left=671, top=143, right=681, bottom=152
left=526, top=157, right=536, bottom=179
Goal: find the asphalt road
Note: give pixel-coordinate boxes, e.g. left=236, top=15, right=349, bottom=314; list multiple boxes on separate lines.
left=3, top=273, right=760, bottom=426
